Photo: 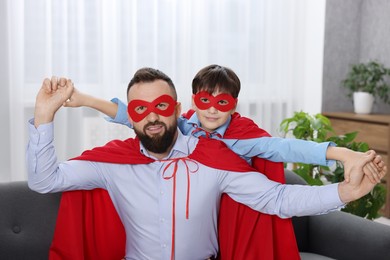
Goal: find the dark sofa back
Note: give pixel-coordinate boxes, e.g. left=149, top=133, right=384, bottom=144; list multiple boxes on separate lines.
left=0, top=181, right=61, bottom=260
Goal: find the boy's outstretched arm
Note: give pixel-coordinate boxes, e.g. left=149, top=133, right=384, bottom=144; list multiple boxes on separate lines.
left=63, top=88, right=119, bottom=119
left=230, top=136, right=383, bottom=184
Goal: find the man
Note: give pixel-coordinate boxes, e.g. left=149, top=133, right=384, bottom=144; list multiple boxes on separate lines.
left=27, top=68, right=386, bottom=260
left=62, top=64, right=383, bottom=259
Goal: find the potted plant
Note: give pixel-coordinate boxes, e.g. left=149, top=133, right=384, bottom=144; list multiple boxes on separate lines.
left=342, top=61, right=390, bottom=114
left=279, top=111, right=386, bottom=219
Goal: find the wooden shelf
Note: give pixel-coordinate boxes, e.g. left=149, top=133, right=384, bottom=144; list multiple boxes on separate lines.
left=323, top=112, right=390, bottom=218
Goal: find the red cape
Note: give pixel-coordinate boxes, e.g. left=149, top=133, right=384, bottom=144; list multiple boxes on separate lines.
left=208, top=111, right=300, bottom=260
left=50, top=136, right=256, bottom=260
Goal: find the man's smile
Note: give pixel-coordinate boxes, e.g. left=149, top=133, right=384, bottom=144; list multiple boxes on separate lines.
left=146, top=124, right=164, bottom=135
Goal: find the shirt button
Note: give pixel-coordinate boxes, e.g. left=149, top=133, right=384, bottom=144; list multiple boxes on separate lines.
left=160, top=190, right=164, bottom=195
left=160, top=218, right=165, bottom=223
left=162, top=244, right=167, bottom=248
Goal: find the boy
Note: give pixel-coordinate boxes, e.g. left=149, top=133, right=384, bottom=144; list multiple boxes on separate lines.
left=63, top=65, right=382, bottom=259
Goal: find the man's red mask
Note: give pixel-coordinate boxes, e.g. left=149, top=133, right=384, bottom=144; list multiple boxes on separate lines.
left=127, top=95, right=177, bottom=122
left=193, top=91, right=237, bottom=112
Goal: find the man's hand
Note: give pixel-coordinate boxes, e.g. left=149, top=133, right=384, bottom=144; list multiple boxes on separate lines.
left=338, top=151, right=387, bottom=203
left=343, top=149, right=385, bottom=184
left=34, top=77, right=74, bottom=128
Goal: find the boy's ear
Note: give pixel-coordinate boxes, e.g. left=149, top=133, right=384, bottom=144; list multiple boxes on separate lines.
left=230, top=99, right=238, bottom=114
left=191, top=97, right=197, bottom=110
left=230, top=103, right=237, bottom=115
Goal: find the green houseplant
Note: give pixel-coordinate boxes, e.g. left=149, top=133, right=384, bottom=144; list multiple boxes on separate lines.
left=342, top=61, right=390, bottom=114
left=279, top=111, right=386, bottom=219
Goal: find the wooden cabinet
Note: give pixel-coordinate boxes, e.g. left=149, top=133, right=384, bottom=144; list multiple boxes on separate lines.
left=323, top=112, right=390, bottom=218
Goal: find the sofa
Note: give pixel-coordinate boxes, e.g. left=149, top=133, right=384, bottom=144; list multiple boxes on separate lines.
left=1, top=170, right=390, bottom=260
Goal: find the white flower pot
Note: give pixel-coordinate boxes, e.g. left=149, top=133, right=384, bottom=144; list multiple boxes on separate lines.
left=353, top=92, right=374, bottom=114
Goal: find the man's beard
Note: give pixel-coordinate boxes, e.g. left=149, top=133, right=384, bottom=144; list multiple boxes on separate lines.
left=134, top=121, right=177, bottom=154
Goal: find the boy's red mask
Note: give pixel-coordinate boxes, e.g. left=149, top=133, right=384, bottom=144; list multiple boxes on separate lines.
left=193, top=91, right=237, bottom=112
left=127, top=95, right=177, bottom=122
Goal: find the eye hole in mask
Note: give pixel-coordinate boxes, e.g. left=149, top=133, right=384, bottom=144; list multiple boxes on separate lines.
left=193, top=91, right=237, bottom=112
left=127, top=95, right=177, bottom=122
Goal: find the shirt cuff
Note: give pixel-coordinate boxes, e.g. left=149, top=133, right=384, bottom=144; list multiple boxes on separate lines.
left=324, top=141, right=337, bottom=166
left=318, top=183, right=345, bottom=214
left=28, top=118, right=54, bottom=145
left=104, top=98, right=132, bottom=128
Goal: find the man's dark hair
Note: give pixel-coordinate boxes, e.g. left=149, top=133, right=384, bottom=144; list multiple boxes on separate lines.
left=127, top=67, right=177, bottom=99
left=192, top=64, right=241, bottom=98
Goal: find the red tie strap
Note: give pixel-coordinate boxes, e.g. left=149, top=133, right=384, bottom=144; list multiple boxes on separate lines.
left=160, top=157, right=199, bottom=260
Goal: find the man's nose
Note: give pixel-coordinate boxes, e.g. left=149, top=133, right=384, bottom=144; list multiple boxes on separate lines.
left=146, top=111, right=159, bottom=122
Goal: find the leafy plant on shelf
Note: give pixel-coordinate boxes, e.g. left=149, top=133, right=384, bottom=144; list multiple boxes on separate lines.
left=342, top=61, right=390, bottom=104
left=279, top=111, right=386, bottom=220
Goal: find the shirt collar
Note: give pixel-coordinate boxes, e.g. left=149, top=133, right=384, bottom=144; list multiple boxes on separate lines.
left=187, top=113, right=231, bottom=137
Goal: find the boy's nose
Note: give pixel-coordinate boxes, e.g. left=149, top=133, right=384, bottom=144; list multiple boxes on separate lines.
left=207, top=106, right=218, bottom=114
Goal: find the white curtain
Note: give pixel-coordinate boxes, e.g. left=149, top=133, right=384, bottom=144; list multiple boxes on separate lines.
left=1, top=0, right=326, bottom=181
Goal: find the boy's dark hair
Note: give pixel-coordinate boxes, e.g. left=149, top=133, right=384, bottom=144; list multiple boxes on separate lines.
left=127, top=67, right=177, bottom=99
left=192, top=65, right=241, bottom=98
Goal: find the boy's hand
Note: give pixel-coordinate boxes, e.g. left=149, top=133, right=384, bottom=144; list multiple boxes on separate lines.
left=63, top=88, right=120, bottom=119
left=34, top=77, right=74, bottom=128
left=63, top=87, right=90, bottom=108
left=362, top=154, right=385, bottom=183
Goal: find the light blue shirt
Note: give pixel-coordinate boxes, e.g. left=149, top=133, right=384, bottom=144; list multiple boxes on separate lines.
left=110, top=98, right=335, bottom=165
left=27, top=119, right=343, bottom=260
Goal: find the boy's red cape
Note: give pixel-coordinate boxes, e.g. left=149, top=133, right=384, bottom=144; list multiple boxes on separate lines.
left=214, top=112, right=299, bottom=260
left=49, top=112, right=299, bottom=260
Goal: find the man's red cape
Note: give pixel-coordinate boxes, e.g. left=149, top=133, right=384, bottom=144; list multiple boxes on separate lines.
left=50, top=133, right=256, bottom=260
left=49, top=111, right=299, bottom=260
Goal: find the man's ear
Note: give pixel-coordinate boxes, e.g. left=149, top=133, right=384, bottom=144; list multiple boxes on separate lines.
left=175, top=102, right=182, bottom=117
left=127, top=113, right=134, bottom=126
